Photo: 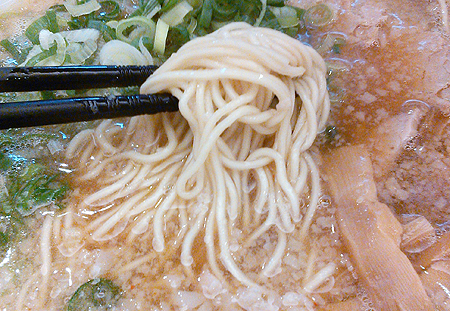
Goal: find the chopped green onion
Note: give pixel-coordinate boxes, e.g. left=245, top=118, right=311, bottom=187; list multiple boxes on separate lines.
left=211, top=20, right=231, bottom=30
left=267, top=0, right=284, bottom=7
left=46, top=10, right=60, bottom=33
left=146, top=4, right=162, bottom=18
left=64, top=0, right=101, bottom=17
left=283, top=25, right=299, bottom=37
left=270, top=5, right=299, bottom=28
left=48, top=4, right=71, bottom=28
left=153, top=18, right=170, bottom=55
left=258, top=8, right=282, bottom=32
left=66, top=39, right=98, bottom=64
left=25, top=45, right=58, bottom=66
left=116, top=16, right=156, bottom=43
left=159, top=0, right=183, bottom=14
left=48, top=4, right=68, bottom=12
left=41, top=90, right=57, bottom=100
left=130, top=0, right=161, bottom=17
left=88, top=20, right=117, bottom=41
left=186, top=17, right=197, bottom=34
left=332, top=37, right=345, bottom=54
left=38, top=30, right=67, bottom=65
left=165, top=24, right=190, bottom=56
left=316, top=32, right=346, bottom=55
left=305, top=3, right=333, bottom=27
left=211, top=0, right=237, bottom=21
left=106, top=20, right=118, bottom=28
left=95, top=0, right=120, bottom=21
left=138, top=37, right=154, bottom=64
left=198, top=0, right=213, bottom=28
left=144, top=0, right=162, bottom=16
left=60, top=28, right=101, bottom=42
left=1, top=39, right=22, bottom=62
left=160, top=0, right=193, bottom=26
left=235, top=0, right=263, bottom=25
left=99, top=40, right=149, bottom=65
left=253, top=0, right=267, bottom=27
left=24, top=10, right=60, bottom=45
left=294, top=7, right=306, bottom=20
left=326, top=58, right=351, bottom=82
left=186, top=0, right=202, bottom=8
left=67, top=14, right=93, bottom=29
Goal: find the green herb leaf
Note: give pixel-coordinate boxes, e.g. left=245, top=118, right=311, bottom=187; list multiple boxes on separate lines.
left=67, top=278, right=122, bottom=311
left=11, top=163, right=68, bottom=215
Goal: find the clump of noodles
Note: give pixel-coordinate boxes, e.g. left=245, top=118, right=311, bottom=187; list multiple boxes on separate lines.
left=66, top=22, right=330, bottom=286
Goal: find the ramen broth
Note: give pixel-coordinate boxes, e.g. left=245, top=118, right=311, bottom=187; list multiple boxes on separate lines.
left=0, top=0, right=449, bottom=310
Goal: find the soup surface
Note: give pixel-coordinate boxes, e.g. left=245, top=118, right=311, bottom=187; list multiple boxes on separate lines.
left=1, top=0, right=450, bottom=310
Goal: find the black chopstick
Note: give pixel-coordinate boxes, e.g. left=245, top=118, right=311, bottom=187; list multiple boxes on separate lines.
left=0, top=93, right=178, bottom=130
left=0, top=65, right=158, bottom=92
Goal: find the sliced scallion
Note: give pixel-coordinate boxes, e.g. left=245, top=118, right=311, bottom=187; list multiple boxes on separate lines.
left=159, top=0, right=183, bottom=14
left=0, top=39, right=23, bottom=62
left=235, top=0, right=262, bottom=25
left=64, top=0, right=102, bottom=17
left=95, top=0, right=120, bottom=21
left=253, top=0, right=267, bottom=27
left=267, top=0, right=284, bottom=7
left=138, top=37, right=154, bottom=64
left=269, top=5, right=299, bottom=28
left=24, top=11, right=60, bottom=45
left=332, top=37, right=346, bottom=54
left=88, top=20, right=117, bottom=41
left=99, top=40, right=149, bottom=65
left=48, top=4, right=68, bottom=13
left=144, top=0, right=162, bottom=16
left=259, top=9, right=282, bottom=32
left=66, top=39, right=98, bottom=64
left=186, top=0, right=202, bottom=8
left=198, top=0, right=213, bottom=28
left=46, top=10, right=60, bottom=33
left=160, top=0, right=193, bottom=26
left=211, top=0, right=237, bottom=21
left=153, top=18, right=170, bottom=55
left=146, top=4, right=162, bottom=18
left=316, top=32, right=346, bottom=55
left=165, top=24, right=190, bottom=56
left=186, top=17, right=197, bottom=34
left=59, top=28, right=101, bottom=43
left=38, top=30, right=67, bottom=65
left=116, top=16, right=156, bottom=43
left=305, top=3, right=333, bottom=27
left=129, top=0, right=160, bottom=17
left=49, top=5, right=72, bottom=29
left=67, top=14, right=93, bottom=29
left=106, top=20, right=119, bottom=28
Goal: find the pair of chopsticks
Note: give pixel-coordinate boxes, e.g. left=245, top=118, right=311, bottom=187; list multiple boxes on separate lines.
left=0, top=65, right=179, bottom=130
